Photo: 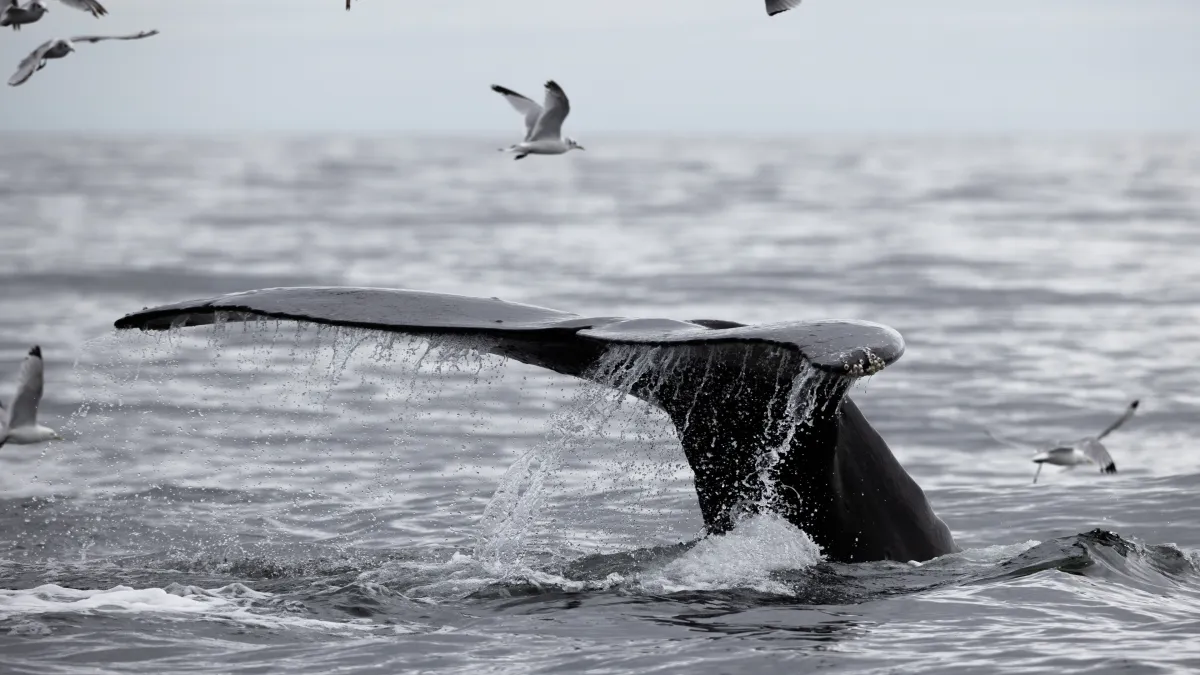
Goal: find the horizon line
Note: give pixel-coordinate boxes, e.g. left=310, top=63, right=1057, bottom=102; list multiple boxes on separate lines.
left=1, top=129, right=1197, bottom=139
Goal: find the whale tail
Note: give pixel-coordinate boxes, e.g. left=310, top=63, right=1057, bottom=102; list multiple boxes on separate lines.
left=114, top=286, right=955, bottom=562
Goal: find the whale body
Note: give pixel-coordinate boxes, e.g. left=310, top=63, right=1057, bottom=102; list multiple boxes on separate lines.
left=114, top=287, right=957, bottom=563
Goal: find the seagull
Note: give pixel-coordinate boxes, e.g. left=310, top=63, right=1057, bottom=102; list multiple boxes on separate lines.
left=1031, top=400, right=1139, bottom=484
left=491, top=80, right=585, bottom=160
left=57, top=0, right=106, bottom=17
left=1, top=0, right=106, bottom=29
left=766, top=0, right=802, bottom=16
left=1, top=0, right=47, bottom=31
left=0, top=346, right=61, bottom=449
left=8, top=30, right=159, bottom=87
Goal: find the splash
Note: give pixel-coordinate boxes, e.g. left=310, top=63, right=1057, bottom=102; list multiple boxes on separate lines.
left=473, top=344, right=692, bottom=571
left=366, top=511, right=823, bottom=602
left=52, top=321, right=507, bottom=562
left=472, top=343, right=845, bottom=572
left=640, top=512, right=823, bottom=594
left=473, top=346, right=654, bottom=568
left=59, top=321, right=847, bottom=579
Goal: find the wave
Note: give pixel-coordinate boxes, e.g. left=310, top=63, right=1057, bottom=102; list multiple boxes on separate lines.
left=5, top=524, right=1197, bottom=639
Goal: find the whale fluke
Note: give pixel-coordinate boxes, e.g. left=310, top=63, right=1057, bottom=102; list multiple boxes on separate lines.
left=113, top=287, right=903, bottom=377
left=114, top=287, right=956, bottom=563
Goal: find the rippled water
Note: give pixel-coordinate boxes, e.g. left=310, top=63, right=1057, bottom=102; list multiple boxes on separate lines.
left=1, top=135, right=1199, bottom=673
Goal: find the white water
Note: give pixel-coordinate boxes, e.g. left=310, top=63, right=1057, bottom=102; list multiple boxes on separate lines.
left=0, top=583, right=398, bottom=634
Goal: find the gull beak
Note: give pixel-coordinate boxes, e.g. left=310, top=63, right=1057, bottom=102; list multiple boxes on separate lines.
left=53, top=432, right=64, bottom=440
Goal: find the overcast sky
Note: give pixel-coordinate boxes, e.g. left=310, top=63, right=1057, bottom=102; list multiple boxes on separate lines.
left=0, top=0, right=1197, bottom=134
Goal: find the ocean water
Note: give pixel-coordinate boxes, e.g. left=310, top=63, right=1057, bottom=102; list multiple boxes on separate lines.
left=1, top=135, right=1199, bottom=673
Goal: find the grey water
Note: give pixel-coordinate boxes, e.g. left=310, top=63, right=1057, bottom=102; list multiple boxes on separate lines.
left=1, top=135, right=1199, bottom=674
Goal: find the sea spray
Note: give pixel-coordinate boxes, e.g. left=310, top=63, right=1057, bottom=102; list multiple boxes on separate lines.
left=754, top=359, right=843, bottom=518
left=61, top=322, right=843, bottom=579
left=473, top=344, right=689, bottom=570
left=639, top=512, right=823, bottom=595
left=56, top=321, right=508, bottom=563
left=472, top=342, right=853, bottom=571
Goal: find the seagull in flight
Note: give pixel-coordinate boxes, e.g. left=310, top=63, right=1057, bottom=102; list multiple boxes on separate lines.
left=491, top=80, right=585, bottom=160
left=1, top=0, right=107, bottom=30
left=8, top=29, right=158, bottom=87
left=1031, top=400, right=1139, bottom=483
left=766, top=0, right=802, bottom=16
left=1, top=0, right=47, bottom=31
left=55, top=0, right=105, bottom=16
left=1, top=346, right=61, bottom=449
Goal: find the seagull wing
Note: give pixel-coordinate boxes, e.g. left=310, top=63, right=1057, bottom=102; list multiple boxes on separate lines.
left=1032, top=445, right=1073, bottom=464
left=766, top=0, right=802, bottom=16
left=528, top=80, right=570, bottom=142
left=70, top=30, right=160, bottom=44
left=491, top=85, right=542, bottom=142
left=56, top=0, right=107, bottom=17
left=8, top=39, right=56, bottom=87
left=7, top=346, right=44, bottom=430
left=1096, top=399, right=1139, bottom=440
left=984, top=425, right=1039, bottom=451
left=1080, top=438, right=1117, bottom=474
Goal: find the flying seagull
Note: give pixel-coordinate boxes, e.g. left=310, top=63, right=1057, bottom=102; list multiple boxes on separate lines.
left=1031, top=400, right=1139, bottom=483
left=766, top=0, right=802, bottom=16
left=1, top=0, right=47, bottom=31
left=1, top=0, right=107, bottom=30
left=58, top=0, right=106, bottom=16
left=8, top=30, right=159, bottom=87
left=0, top=346, right=61, bottom=449
left=491, top=80, right=585, bottom=160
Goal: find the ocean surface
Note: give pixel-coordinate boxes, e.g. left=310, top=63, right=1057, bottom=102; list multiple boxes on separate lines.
left=1, top=135, right=1199, bottom=674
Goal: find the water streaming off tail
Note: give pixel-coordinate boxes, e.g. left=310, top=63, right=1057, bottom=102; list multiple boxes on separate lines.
left=473, top=344, right=688, bottom=569
left=44, top=322, right=851, bottom=576
left=473, top=343, right=850, bottom=570
left=754, top=358, right=847, bottom=521
left=43, top=321, right=514, bottom=560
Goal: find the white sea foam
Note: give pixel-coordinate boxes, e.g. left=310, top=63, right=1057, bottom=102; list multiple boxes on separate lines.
left=0, top=582, right=410, bottom=634
left=638, top=513, right=823, bottom=595
left=370, top=512, right=823, bottom=602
